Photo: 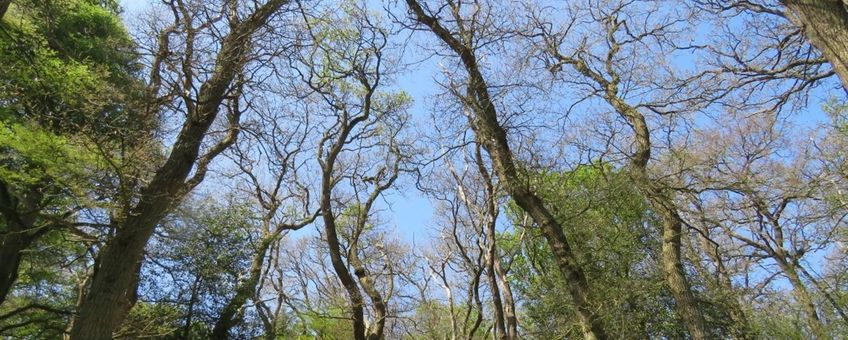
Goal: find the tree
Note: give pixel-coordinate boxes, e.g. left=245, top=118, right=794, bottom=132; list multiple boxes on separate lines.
left=0, top=0, right=140, bottom=306
left=2, top=0, right=847, bottom=337
left=694, top=0, right=848, bottom=91
left=210, top=90, right=318, bottom=338
left=679, top=111, right=847, bottom=338
left=294, top=3, right=413, bottom=338
left=402, top=1, right=608, bottom=338
left=428, top=143, right=519, bottom=340
left=116, top=197, right=259, bottom=338
left=502, top=166, right=682, bottom=338
left=69, top=1, right=294, bottom=337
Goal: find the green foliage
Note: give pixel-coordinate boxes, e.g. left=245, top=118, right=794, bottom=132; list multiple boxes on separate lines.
left=405, top=301, right=454, bottom=340
left=824, top=97, right=848, bottom=134
left=121, top=198, right=261, bottom=338
left=0, top=6, right=136, bottom=337
left=402, top=301, right=488, bottom=340
left=1, top=0, right=142, bottom=134
left=0, top=0, right=141, bottom=213
left=297, top=307, right=355, bottom=340
left=503, top=165, right=680, bottom=338
left=116, top=302, right=184, bottom=338
left=0, top=122, right=98, bottom=192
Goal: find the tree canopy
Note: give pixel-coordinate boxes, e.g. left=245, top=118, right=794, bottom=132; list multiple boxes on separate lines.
left=0, top=0, right=846, bottom=339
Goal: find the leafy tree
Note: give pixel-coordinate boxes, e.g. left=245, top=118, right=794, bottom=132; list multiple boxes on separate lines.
left=125, top=197, right=260, bottom=339
left=502, top=166, right=682, bottom=338
left=0, top=0, right=140, bottom=320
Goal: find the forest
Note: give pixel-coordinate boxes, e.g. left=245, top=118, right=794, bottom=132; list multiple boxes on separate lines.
left=0, top=0, right=847, bottom=339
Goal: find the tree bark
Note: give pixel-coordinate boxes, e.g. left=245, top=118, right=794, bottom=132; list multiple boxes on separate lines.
left=0, top=0, right=10, bottom=21
left=321, top=184, right=367, bottom=340
left=403, top=2, right=608, bottom=339
left=779, top=261, right=828, bottom=339
left=0, top=235, right=26, bottom=306
left=0, top=182, right=42, bottom=306
left=484, top=223, right=507, bottom=340
left=210, top=236, right=275, bottom=339
left=493, top=254, right=518, bottom=339
left=547, top=33, right=710, bottom=337
left=655, top=206, right=709, bottom=340
left=348, top=248, right=387, bottom=340
left=610, top=94, right=709, bottom=340
left=67, top=2, right=288, bottom=337
left=318, top=111, right=372, bottom=340
left=475, top=145, right=508, bottom=340
left=782, top=0, right=848, bottom=90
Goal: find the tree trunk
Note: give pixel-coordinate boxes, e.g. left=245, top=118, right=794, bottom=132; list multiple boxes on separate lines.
left=321, top=205, right=367, bottom=340
left=782, top=0, right=848, bottom=90
left=484, top=232, right=507, bottom=340
left=0, top=182, right=42, bottom=306
left=0, top=0, right=10, bottom=20
left=211, top=236, right=275, bottom=339
left=212, top=212, right=313, bottom=338
left=69, top=210, right=164, bottom=339
left=493, top=255, right=519, bottom=339
left=477, top=145, right=507, bottom=340
left=655, top=207, right=709, bottom=340
left=0, top=235, right=26, bottom=305
left=780, top=262, right=828, bottom=339
left=606, top=80, right=709, bottom=340
left=348, top=249, right=387, bottom=340
left=403, top=3, right=609, bottom=338
left=68, top=2, right=289, bottom=335
left=627, top=128, right=709, bottom=340
left=319, top=147, right=367, bottom=340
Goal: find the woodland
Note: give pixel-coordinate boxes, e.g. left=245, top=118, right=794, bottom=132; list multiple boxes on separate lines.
left=0, top=0, right=847, bottom=339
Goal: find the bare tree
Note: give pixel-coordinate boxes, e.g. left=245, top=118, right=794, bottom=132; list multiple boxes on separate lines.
left=210, top=91, right=320, bottom=339
left=681, top=111, right=847, bottom=338
left=442, top=144, right=518, bottom=340
left=426, top=179, right=489, bottom=340
left=693, top=0, right=848, bottom=91
left=402, top=1, right=608, bottom=338
left=292, top=3, right=413, bottom=338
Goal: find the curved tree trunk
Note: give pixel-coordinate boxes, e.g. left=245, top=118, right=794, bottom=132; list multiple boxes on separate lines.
left=545, top=27, right=710, bottom=336
left=210, top=236, right=276, bottom=339
left=782, top=0, right=848, bottom=90
left=321, top=193, right=367, bottom=340
left=68, top=2, right=288, bottom=337
left=348, top=250, right=387, bottom=340
left=403, top=2, right=609, bottom=339
left=612, top=95, right=709, bottom=340
left=780, top=261, right=828, bottom=339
